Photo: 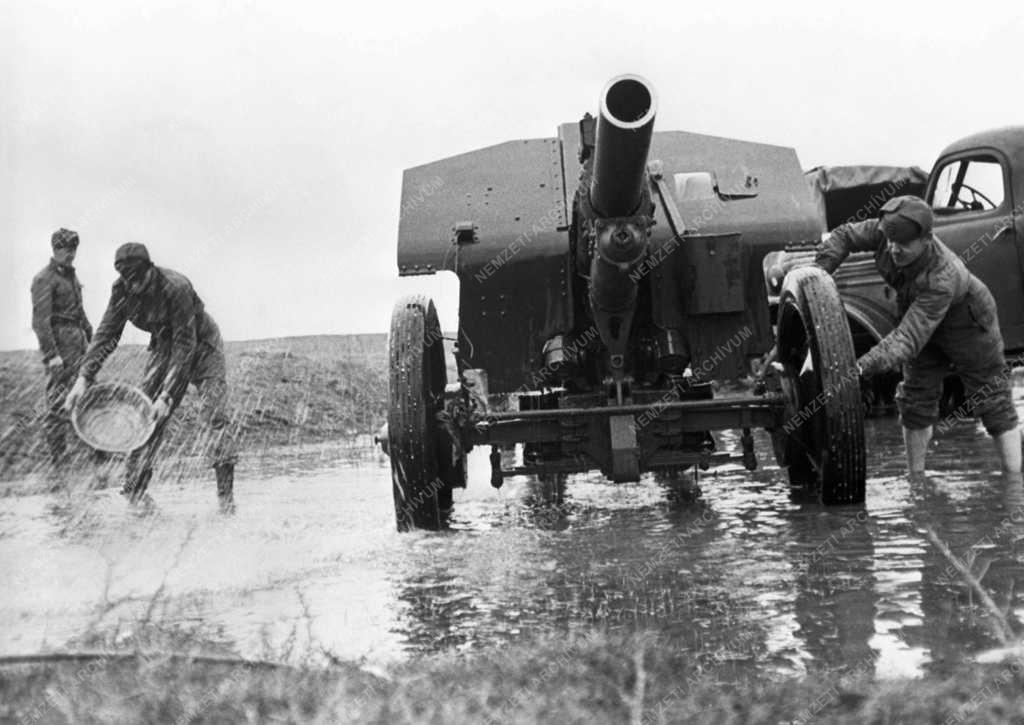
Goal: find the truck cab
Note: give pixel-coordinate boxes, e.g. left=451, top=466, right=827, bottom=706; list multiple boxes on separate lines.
left=927, top=128, right=1024, bottom=355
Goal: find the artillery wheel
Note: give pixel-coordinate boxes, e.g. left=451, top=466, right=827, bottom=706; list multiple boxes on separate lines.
left=774, top=266, right=866, bottom=504
left=388, top=295, right=454, bottom=530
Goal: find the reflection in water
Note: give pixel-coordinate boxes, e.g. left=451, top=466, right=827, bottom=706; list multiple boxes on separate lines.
left=788, top=505, right=876, bottom=676
left=2, top=414, right=1024, bottom=682
left=908, top=467, right=1024, bottom=675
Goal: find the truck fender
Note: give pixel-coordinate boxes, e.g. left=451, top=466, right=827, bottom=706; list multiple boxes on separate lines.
left=843, top=299, right=894, bottom=343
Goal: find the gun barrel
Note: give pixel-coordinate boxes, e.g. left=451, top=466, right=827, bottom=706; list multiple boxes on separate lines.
left=589, top=75, right=657, bottom=218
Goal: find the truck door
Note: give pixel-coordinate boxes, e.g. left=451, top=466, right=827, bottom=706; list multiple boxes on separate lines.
left=927, top=151, right=1024, bottom=351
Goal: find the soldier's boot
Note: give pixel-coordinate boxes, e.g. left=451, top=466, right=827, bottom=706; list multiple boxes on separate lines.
left=215, top=463, right=235, bottom=512
left=121, top=468, right=153, bottom=504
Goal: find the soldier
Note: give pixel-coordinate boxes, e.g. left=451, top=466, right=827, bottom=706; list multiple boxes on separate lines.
left=64, top=243, right=237, bottom=508
left=814, top=195, right=1021, bottom=474
left=31, top=228, right=93, bottom=466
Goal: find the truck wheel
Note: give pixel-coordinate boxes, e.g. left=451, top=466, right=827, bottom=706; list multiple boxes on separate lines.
left=388, top=295, right=453, bottom=530
left=773, top=266, right=866, bottom=504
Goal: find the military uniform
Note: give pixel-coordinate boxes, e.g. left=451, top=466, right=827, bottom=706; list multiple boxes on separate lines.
left=31, top=235, right=93, bottom=462
left=815, top=215, right=1017, bottom=437
left=79, top=245, right=237, bottom=503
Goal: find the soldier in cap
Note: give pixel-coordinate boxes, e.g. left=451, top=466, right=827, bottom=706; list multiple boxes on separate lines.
left=65, top=243, right=237, bottom=508
left=815, top=195, right=1021, bottom=474
left=31, top=228, right=94, bottom=466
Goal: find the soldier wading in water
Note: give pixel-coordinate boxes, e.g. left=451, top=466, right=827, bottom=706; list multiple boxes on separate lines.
left=65, top=243, right=237, bottom=509
left=815, top=195, right=1021, bottom=475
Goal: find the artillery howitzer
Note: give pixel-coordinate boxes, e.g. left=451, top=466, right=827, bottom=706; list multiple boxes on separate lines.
left=382, top=75, right=865, bottom=530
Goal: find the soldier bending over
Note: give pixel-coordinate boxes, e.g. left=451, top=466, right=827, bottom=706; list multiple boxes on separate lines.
left=814, top=195, right=1021, bottom=474
left=65, top=243, right=237, bottom=508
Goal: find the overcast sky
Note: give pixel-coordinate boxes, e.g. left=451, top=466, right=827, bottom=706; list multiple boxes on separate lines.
left=3, top=0, right=1021, bottom=351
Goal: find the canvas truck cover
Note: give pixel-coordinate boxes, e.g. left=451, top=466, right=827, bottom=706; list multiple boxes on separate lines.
left=805, top=165, right=928, bottom=231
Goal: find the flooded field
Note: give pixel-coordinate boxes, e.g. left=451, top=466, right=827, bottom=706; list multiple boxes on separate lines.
left=1, top=417, right=1023, bottom=685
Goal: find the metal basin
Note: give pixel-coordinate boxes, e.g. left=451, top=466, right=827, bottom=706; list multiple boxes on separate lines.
left=71, top=382, right=155, bottom=453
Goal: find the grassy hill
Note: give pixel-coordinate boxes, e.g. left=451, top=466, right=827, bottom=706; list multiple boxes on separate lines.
left=0, top=334, right=393, bottom=479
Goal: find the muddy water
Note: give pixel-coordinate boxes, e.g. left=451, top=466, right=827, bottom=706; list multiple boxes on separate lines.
left=2, top=421, right=1023, bottom=681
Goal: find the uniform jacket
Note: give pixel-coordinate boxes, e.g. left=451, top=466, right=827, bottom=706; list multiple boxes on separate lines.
left=814, top=219, right=995, bottom=375
left=82, top=266, right=219, bottom=397
left=30, top=260, right=93, bottom=362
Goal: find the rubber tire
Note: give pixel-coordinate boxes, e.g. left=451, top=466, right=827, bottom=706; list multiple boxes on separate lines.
left=775, top=266, right=866, bottom=504
left=388, top=295, right=453, bottom=530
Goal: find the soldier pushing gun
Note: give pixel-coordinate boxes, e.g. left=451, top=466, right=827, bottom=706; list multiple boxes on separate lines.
left=31, top=228, right=93, bottom=468
left=814, top=195, right=1022, bottom=475
left=64, top=243, right=238, bottom=509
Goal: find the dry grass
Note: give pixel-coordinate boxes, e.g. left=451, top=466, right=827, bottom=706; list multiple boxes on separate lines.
left=3, top=629, right=1024, bottom=724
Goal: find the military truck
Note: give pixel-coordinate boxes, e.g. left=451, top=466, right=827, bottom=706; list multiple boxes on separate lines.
left=766, top=128, right=1024, bottom=411
left=381, top=75, right=865, bottom=530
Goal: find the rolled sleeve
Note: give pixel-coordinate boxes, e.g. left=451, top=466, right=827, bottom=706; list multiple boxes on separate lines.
left=861, top=270, right=956, bottom=374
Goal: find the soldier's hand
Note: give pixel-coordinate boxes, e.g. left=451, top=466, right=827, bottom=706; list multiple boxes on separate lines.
left=64, top=376, right=88, bottom=412
left=856, top=353, right=882, bottom=380
left=46, top=356, right=64, bottom=372
left=152, top=393, right=172, bottom=423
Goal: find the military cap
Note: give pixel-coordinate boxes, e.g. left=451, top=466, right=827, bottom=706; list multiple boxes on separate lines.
left=879, top=195, right=934, bottom=243
left=51, top=228, right=80, bottom=249
left=114, top=242, right=151, bottom=266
